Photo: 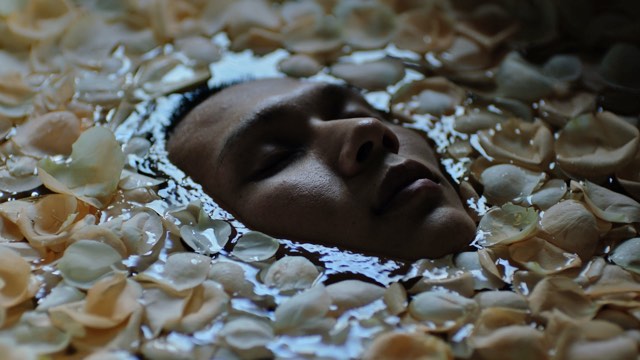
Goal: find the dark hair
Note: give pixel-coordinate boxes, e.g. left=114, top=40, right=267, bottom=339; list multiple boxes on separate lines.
left=165, top=79, right=249, bottom=136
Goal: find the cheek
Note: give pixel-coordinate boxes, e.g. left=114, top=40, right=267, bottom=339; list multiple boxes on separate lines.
left=238, top=160, right=346, bottom=227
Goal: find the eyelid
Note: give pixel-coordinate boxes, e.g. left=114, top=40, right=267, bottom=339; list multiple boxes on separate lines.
left=249, top=147, right=303, bottom=181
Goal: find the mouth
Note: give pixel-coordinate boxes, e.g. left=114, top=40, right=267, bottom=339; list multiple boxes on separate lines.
left=374, top=159, right=441, bottom=215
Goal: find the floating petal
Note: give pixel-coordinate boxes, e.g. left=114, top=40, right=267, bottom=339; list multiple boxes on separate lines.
left=38, top=126, right=125, bottom=209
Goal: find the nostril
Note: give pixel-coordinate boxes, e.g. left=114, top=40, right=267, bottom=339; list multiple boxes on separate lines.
left=356, top=141, right=374, bottom=162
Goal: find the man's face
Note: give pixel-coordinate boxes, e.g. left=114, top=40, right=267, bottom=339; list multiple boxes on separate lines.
left=167, top=78, right=475, bottom=260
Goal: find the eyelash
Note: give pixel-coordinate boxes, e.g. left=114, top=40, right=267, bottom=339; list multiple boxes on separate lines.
left=251, top=148, right=302, bottom=181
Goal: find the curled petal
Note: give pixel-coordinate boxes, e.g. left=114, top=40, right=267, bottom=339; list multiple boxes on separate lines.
left=363, top=331, right=452, bottom=360
left=393, top=5, right=454, bottom=53
left=572, top=180, right=640, bottom=223
left=219, top=317, right=274, bottom=359
left=15, top=194, right=90, bottom=251
left=495, top=52, right=567, bottom=102
left=477, top=204, right=538, bottom=246
left=6, top=311, right=71, bottom=355
left=408, top=291, right=478, bottom=332
left=0, top=246, right=38, bottom=308
left=538, top=92, right=596, bottom=127
left=12, top=111, right=81, bottom=157
left=38, top=127, right=126, bottom=209
left=391, top=77, right=465, bottom=116
left=476, top=119, right=554, bottom=170
left=472, top=325, right=547, bottom=360
left=609, top=237, right=640, bottom=275
left=555, top=112, right=639, bottom=179
left=525, top=178, right=567, bottom=210
left=6, top=0, right=75, bottom=41
left=508, top=237, right=582, bottom=275
left=137, top=253, right=211, bottom=293
left=540, top=200, right=599, bottom=259
left=528, top=277, right=597, bottom=321
left=175, top=280, right=229, bottom=333
left=616, top=149, right=640, bottom=201
left=274, top=285, right=332, bottom=333
left=336, top=0, right=397, bottom=50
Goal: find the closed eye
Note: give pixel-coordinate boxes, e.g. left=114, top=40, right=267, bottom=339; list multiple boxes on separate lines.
left=249, top=148, right=303, bottom=181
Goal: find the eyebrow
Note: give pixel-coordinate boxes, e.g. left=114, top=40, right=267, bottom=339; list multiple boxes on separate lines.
left=215, top=83, right=355, bottom=168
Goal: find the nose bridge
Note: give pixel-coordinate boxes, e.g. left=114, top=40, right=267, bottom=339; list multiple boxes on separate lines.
left=315, top=117, right=400, bottom=178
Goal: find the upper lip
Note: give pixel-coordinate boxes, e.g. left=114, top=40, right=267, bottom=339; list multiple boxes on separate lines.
left=374, top=159, right=438, bottom=214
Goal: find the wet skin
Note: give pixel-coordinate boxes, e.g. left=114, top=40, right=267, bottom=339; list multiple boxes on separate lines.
left=167, top=78, right=476, bottom=260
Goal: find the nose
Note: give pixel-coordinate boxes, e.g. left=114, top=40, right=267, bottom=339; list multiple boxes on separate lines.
left=326, top=118, right=400, bottom=177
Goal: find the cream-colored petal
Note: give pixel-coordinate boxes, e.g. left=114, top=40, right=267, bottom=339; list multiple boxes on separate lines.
left=476, top=119, right=554, bottom=170
left=393, top=5, right=454, bottom=54
left=538, top=92, right=595, bottom=127
left=263, top=256, right=319, bottom=291
left=573, top=180, right=640, bottom=223
left=0, top=246, right=37, bottom=307
left=495, top=52, right=566, bottom=102
left=391, top=77, right=465, bottom=116
left=136, top=252, right=211, bottom=293
left=174, top=280, right=229, bottom=333
left=525, top=178, right=567, bottom=210
left=540, top=200, right=600, bottom=259
left=474, top=291, right=528, bottom=311
left=609, top=238, right=640, bottom=275
left=219, top=317, right=274, bottom=359
left=616, top=149, right=640, bottom=201
left=207, top=260, right=254, bottom=297
left=231, top=231, right=279, bottom=262
left=38, top=126, right=125, bottom=209
left=408, top=291, right=478, bottom=332
left=330, top=58, right=405, bottom=91
left=57, top=240, right=123, bottom=290
left=335, top=0, right=397, bottom=50
left=12, top=111, right=81, bottom=157
left=274, top=284, right=332, bottom=333
left=556, top=112, right=639, bottom=179
left=508, top=237, right=582, bottom=275
left=476, top=204, right=538, bottom=246
left=383, top=282, right=407, bottom=316
left=8, top=311, right=71, bottom=355
left=278, top=54, right=323, bottom=78
left=528, top=277, right=597, bottom=321
left=7, top=0, right=75, bottom=41
left=325, top=280, right=385, bottom=317
left=480, top=164, right=546, bottom=206
left=362, top=331, right=452, bottom=360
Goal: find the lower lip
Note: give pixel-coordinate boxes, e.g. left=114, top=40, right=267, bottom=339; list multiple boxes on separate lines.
left=383, top=178, right=441, bottom=214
